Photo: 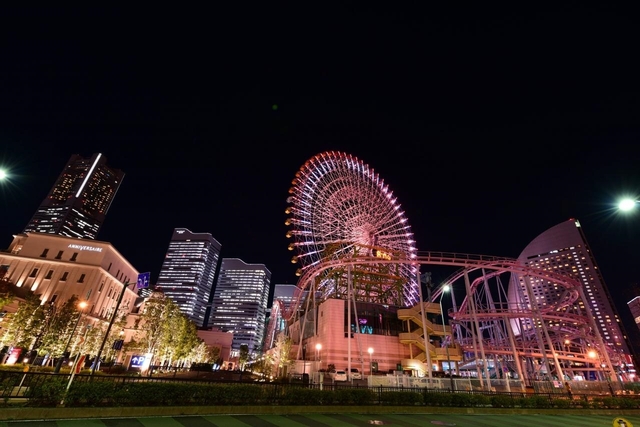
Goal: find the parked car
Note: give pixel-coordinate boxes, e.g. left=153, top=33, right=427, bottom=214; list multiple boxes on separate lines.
left=349, top=368, right=362, bottom=380
left=332, top=370, right=348, bottom=381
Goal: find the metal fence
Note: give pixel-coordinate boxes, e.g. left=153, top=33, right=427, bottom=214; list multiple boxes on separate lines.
left=1, top=370, right=637, bottom=406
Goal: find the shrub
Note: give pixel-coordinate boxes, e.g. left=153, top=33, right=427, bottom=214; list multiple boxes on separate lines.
left=380, top=391, right=422, bottom=406
left=527, top=395, right=552, bottom=408
left=64, top=381, right=118, bottom=407
left=424, top=391, right=453, bottom=406
left=25, top=377, right=66, bottom=407
left=491, top=394, right=516, bottom=408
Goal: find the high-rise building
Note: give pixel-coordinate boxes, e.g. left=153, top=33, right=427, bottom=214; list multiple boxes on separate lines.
left=155, top=228, right=222, bottom=327
left=23, top=153, right=124, bottom=240
left=263, top=284, right=300, bottom=351
left=209, top=258, right=271, bottom=355
left=508, top=218, right=637, bottom=376
left=629, top=296, right=640, bottom=333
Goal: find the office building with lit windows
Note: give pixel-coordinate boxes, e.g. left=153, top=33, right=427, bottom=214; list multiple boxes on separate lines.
left=155, top=228, right=222, bottom=327
left=209, top=258, right=271, bottom=355
left=508, top=218, right=637, bottom=374
left=23, top=153, right=124, bottom=240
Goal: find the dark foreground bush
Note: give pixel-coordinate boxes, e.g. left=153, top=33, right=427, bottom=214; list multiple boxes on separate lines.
left=18, top=377, right=640, bottom=409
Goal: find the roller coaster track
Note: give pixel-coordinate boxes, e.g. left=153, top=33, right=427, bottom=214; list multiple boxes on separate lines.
left=288, top=251, right=616, bottom=383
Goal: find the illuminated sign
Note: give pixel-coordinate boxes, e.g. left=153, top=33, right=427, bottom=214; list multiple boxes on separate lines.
left=372, top=249, right=392, bottom=260
left=130, top=355, right=146, bottom=368
left=68, top=244, right=103, bottom=252
left=136, top=272, right=150, bottom=289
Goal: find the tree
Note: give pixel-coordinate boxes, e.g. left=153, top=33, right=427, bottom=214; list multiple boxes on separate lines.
left=239, top=344, right=249, bottom=371
left=0, top=292, right=46, bottom=350
left=38, top=295, right=82, bottom=359
left=274, top=334, right=293, bottom=377
left=251, top=354, right=274, bottom=378
left=190, top=342, right=220, bottom=364
left=133, top=291, right=202, bottom=368
left=0, top=277, right=15, bottom=311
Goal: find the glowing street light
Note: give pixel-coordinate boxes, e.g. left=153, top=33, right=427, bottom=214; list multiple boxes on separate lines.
left=618, top=198, right=638, bottom=212
left=315, top=343, right=322, bottom=362
left=0, top=169, right=7, bottom=180
left=368, top=347, right=374, bottom=376
left=588, top=349, right=614, bottom=395
left=439, top=284, right=454, bottom=390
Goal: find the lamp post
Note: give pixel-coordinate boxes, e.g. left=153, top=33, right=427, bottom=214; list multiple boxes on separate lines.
left=315, top=343, right=323, bottom=389
left=91, top=279, right=132, bottom=375
left=589, top=349, right=614, bottom=395
left=368, top=347, right=374, bottom=377
left=315, top=343, right=322, bottom=366
left=54, top=301, right=87, bottom=374
left=439, top=284, right=454, bottom=390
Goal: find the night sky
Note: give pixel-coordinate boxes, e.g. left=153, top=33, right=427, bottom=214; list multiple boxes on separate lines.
left=1, top=6, right=639, bottom=340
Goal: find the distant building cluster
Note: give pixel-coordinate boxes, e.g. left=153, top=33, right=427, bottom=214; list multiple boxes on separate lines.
left=0, top=153, right=278, bottom=369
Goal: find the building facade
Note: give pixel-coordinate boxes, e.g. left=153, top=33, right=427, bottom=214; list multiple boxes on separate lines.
left=23, top=153, right=124, bottom=240
left=508, top=218, right=637, bottom=378
left=209, top=258, right=271, bottom=355
left=0, top=232, right=139, bottom=340
left=154, top=228, right=222, bottom=328
left=629, top=296, right=640, bottom=333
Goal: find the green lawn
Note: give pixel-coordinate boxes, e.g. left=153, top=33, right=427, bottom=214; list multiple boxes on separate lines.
left=1, top=414, right=638, bottom=426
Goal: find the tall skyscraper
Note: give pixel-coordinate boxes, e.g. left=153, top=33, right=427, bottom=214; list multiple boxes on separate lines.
left=155, top=228, right=222, bottom=327
left=23, top=153, right=124, bottom=240
left=508, top=218, right=637, bottom=376
left=263, top=284, right=300, bottom=351
left=209, top=258, right=271, bottom=355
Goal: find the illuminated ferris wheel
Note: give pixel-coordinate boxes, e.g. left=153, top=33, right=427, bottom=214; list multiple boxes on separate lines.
left=285, top=151, right=420, bottom=307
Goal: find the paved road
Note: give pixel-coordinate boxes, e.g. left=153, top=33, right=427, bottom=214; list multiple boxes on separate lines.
left=1, top=414, right=637, bottom=426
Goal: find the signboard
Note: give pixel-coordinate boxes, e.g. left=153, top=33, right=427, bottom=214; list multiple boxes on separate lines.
left=130, top=355, right=146, bottom=369
left=613, top=417, right=633, bottom=427
left=6, top=347, right=22, bottom=365
left=136, top=272, right=150, bottom=289
left=75, top=355, right=86, bottom=374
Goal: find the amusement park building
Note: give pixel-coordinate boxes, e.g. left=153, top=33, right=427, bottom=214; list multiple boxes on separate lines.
left=23, top=153, right=124, bottom=241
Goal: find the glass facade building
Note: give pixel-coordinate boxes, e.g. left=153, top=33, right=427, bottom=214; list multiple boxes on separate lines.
left=155, top=228, right=222, bottom=327
left=509, top=218, right=637, bottom=373
left=23, top=153, right=124, bottom=240
left=209, top=258, right=271, bottom=355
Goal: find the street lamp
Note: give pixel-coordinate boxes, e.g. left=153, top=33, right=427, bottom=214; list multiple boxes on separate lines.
left=368, top=347, right=374, bottom=377
left=0, top=169, right=7, bottom=180
left=315, top=343, right=322, bottom=364
left=618, top=198, right=638, bottom=212
left=54, top=300, right=87, bottom=374
left=91, top=279, right=133, bottom=375
left=439, top=284, right=454, bottom=390
left=589, top=349, right=614, bottom=395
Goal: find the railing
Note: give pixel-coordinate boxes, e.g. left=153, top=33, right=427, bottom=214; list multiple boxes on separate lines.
left=3, top=370, right=639, bottom=407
